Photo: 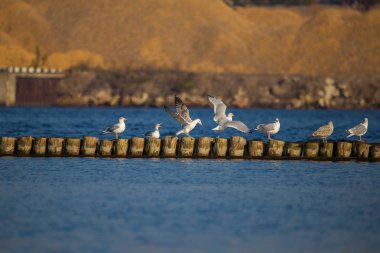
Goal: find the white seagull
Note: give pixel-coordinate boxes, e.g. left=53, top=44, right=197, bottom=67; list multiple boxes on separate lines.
left=310, top=121, right=334, bottom=144
left=164, top=96, right=202, bottom=137
left=347, top=118, right=368, bottom=141
left=207, top=95, right=251, bottom=133
left=254, top=118, right=280, bottom=140
left=144, top=123, right=162, bottom=138
left=102, top=117, right=127, bottom=139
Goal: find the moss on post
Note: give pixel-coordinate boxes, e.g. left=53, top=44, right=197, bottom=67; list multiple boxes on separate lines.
left=284, top=142, right=303, bottom=158
left=114, top=139, right=128, bottom=157
left=336, top=141, right=352, bottom=158
left=179, top=136, right=195, bottom=158
left=81, top=136, right=99, bottom=156
left=196, top=137, right=213, bottom=158
left=267, top=140, right=285, bottom=157
left=64, top=138, right=81, bottom=156
left=162, top=136, right=178, bottom=157
left=319, top=142, right=334, bottom=158
left=99, top=140, right=114, bottom=157
left=0, top=137, right=16, bottom=156
left=33, top=137, right=47, bottom=156
left=248, top=140, right=264, bottom=158
left=144, top=137, right=161, bottom=157
left=17, top=136, right=33, bottom=156
left=212, top=138, right=228, bottom=158
left=352, top=141, right=371, bottom=159
left=370, top=144, right=380, bottom=159
left=47, top=137, right=64, bottom=156
left=229, top=136, right=247, bottom=158
left=129, top=137, right=144, bottom=157
left=305, top=142, right=319, bottom=159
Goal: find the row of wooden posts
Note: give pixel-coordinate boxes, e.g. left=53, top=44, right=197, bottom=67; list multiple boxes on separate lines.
left=0, top=136, right=379, bottom=161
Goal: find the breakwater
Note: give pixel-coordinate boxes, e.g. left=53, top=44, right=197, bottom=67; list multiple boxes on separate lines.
left=0, top=136, right=379, bottom=161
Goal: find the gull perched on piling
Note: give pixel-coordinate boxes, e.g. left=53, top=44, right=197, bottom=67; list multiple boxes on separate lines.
left=102, top=117, right=127, bottom=139
left=254, top=118, right=280, bottom=140
left=164, top=96, right=202, bottom=137
left=207, top=95, right=251, bottom=133
left=310, top=121, right=334, bottom=144
left=347, top=118, right=368, bottom=141
left=144, top=123, right=162, bottom=138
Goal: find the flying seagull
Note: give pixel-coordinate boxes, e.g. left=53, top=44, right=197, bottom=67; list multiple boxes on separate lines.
left=164, top=95, right=202, bottom=137
left=310, top=121, right=334, bottom=144
left=347, top=118, right=368, bottom=141
left=255, top=118, right=280, bottom=140
left=102, top=117, right=127, bottom=139
left=144, top=123, right=162, bottom=138
left=207, top=95, right=251, bottom=133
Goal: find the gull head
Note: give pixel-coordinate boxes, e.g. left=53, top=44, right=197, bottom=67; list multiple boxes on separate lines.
left=155, top=123, right=162, bottom=129
left=275, top=118, right=279, bottom=122
left=328, top=121, right=333, bottom=126
left=364, top=118, right=368, bottom=123
left=227, top=112, right=234, bottom=119
left=119, top=117, right=127, bottom=122
left=196, top=119, right=203, bottom=126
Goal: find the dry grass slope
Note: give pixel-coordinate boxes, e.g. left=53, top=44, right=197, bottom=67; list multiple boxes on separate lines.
left=0, top=0, right=379, bottom=74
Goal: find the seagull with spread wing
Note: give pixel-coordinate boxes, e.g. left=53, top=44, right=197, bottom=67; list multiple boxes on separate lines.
left=102, top=117, right=127, bottom=139
left=347, top=118, right=368, bottom=141
left=255, top=118, right=280, bottom=140
left=207, top=95, right=251, bottom=133
left=164, top=96, right=202, bottom=137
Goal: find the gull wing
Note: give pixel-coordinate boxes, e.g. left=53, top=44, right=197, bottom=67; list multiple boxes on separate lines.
left=104, top=123, right=120, bottom=133
left=312, top=124, right=333, bottom=137
left=208, top=95, right=227, bottom=123
left=348, top=123, right=367, bottom=135
left=164, top=105, right=187, bottom=125
left=144, top=130, right=154, bottom=137
left=224, top=120, right=251, bottom=133
left=260, top=123, right=276, bottom=133
left=175, top=96, right=192, bottom=123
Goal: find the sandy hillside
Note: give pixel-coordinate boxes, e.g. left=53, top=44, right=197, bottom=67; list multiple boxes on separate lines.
left=0, top=0, right=379, bottom=75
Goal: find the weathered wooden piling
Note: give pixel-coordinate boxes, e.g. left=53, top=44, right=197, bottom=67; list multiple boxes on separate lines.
left=319, top=142, right=334, bottom=158
left=161, top=136, right=178, bottom=157
left=336, top=141, right=352, bottom=159
left=284, top=142, right=303, bottom=158
left=229, top=136, right=247, bottom=158
left=370, top=144, right=380, bottom=159
left=32, top=137, right=47, bottom=156
left=129, top=137, right=144, bottom=157
left=305, top=142, right=319, bottom=159
left=81, top=136, right=99, bottom=156
left=212, top=138, right=228, bottom=158
left=64, top=138, right=81, bottom=156
left=196, top=137, right=213, bottom=158
left=144, top=137, right=161, bottom=157
left=0, top=137, right=16, bottom=156
left=47, top=137, right=64, bottom=156
left=114, top=139, right=128, bottom=157
left=99, top=140, right=114, bottom=157
left=352, top=141, right=371, bottom=159
left=248, top=140, right=264, bottom=158
left=179, top=136, right=195, bottom=158
left=16, top=136, right=33, bottom=156
left=267, top=140, right=285, bottom=157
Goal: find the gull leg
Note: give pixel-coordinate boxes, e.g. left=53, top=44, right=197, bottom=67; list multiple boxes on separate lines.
left=359, top=136, right=362, bottom=141
left=268, top=134, right=272, bottom=140
left=323, top=138, right=326, bottom=144
left=115, top=133, right=118, bottom=140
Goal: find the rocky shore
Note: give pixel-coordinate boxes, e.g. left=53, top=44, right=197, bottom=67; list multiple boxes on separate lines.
left=56, top=68, right=380, bottom=109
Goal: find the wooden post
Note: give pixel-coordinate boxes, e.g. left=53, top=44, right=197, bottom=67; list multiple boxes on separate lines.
left=336, top=141, right=352, bottom=159
left=196, top=137, right=213, bottom=158
left=284, top=142, right=303, bottom=158
left=47, top=137, right=64, bottom=156
left=16, top=136, right=33, bottom=156
left=229, top=136, right=247, bottom=158
left=144, top=137, right=161, bottom=157
left=319, top=142, right=334, bottom=158
left=267, top=140, right=285, bottom=157
left=248, top=140, right=264, bottom=158
left=64, top=138, right=81, bottom=156
left=162, top=136, right=178, bottom=157
left=179, top=136, right=195, bottom=158
left=129, top=137, right=144, bottom=157
left=81, top=136, right=99, bottom=156
left=305, top=142, right=319, bottom=159
left=99, top=140, right=114, bottom=157
left=352, top=141, right=371, bottom=159
left=0, top=137, right=16, bottom=156
left=114, top=139, right=128, bottom=157
left=33, top=137, right=47, bottom=156
left=370, top=144, right=380, bottom=159
left=212, top=138, right=228, bottom=158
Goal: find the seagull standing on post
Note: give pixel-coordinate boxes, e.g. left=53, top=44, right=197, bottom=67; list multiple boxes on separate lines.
left=164, top=96, right=202, bottom=137
left=254, top=118, right=280, bottom=140
left=310, top=121, right=334, bottom=144
left=102, top=117, right=127, bottom=139
left=144, top=123, right=162, bottom=138
left=347, top=118, right=368, bottom=141
left=207, top=95, right=251, bottom=133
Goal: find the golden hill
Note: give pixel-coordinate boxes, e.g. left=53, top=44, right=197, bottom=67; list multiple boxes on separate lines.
left=0, top=0, right=379, bottom=75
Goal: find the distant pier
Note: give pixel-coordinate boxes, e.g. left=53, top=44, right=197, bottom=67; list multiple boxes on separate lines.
left=0, top=136, right=379, bottom=162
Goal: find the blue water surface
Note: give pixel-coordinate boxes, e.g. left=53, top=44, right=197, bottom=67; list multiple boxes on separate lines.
left=0, top=108, right=380, bottom=253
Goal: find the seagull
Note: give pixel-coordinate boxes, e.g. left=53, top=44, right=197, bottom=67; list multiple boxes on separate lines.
left=310, top=121, right=334, bottom=144
left=144, top=123, right=162, bottom=138
left=102, top=117, right=127, bottom=139
left=164, top=95, right=202, bottom=137
left=347, top=118, right=368, bottom=141
left=254, top=118, right=280, bottom=140
left=207, top=95, right=251, bottom=133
